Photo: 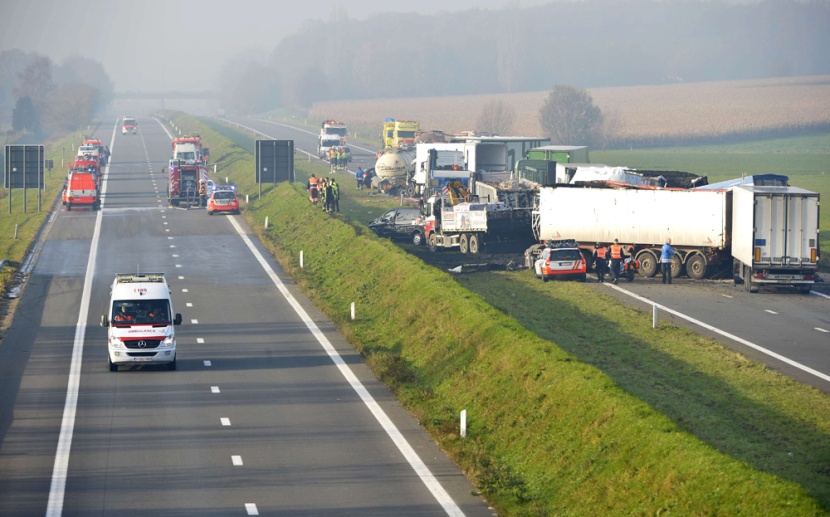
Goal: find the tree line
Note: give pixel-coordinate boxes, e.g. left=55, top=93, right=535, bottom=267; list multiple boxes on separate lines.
left=0, top=49, right=113, bottom=139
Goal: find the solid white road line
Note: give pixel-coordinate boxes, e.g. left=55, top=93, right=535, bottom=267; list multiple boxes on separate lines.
left=227, top=216, right=465, bottom=517
left=609, top=283, right=830, bottom=384
left=46, top=119, right=118, bottom=517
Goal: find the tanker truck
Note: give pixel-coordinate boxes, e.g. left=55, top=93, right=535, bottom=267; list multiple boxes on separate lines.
left=372, top=148, right=416, bottom=195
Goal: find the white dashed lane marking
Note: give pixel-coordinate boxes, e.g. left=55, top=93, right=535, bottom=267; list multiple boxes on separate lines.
left=232, top=456, right=243, bottom=466
left=245, top=503, right=259, bottom=516
left=765, top=309, right=778, bottom=314
left=211, top=386, right=220, bottom=393
left=220, top=418, right=231, bottom=427
left=203, top=360, right=212, bottom=367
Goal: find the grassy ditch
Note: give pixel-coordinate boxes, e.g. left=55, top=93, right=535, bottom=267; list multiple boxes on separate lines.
left=0, top=132, right=83, bottom=293
left=162, top=111, right=829, bottom=515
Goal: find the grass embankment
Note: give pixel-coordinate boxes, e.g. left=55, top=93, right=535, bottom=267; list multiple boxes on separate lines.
left=163, top=111, right=830, bottom=515
left=0, top=132, right=83, bottom=292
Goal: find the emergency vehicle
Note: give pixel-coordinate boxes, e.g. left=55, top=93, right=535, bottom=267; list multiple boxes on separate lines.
left=62, top=168, right=100, bottom=211
left=100, top=273, right=182, bottom=371
left=122, top=117, right=137, bottom=134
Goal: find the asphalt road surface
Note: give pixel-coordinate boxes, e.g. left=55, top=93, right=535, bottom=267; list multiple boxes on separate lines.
left=0, top=117, right=493, bottom=516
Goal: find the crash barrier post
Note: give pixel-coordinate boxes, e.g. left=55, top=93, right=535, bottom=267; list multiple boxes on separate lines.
left=460, top=410, right=467, bottom=438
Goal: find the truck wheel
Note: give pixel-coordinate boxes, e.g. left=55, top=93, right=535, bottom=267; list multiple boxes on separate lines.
left=428, top=234, right=438, bottom=252
left=685, top=254, right=708, bottom=280
left=411, top=232, right=423, bottom=246
left=168, top=356, right=177, bottom=371
left=108, top=356, right=117, bottom=372
left=66, top=203, right=72, bottom=212
left=459, top=234, right=469, bottom=254
left=637, top=250, right=658, bottom=277
left=670, top=254, right=683, bottom=278
left=743, top=265, right=758, bottom=293
left=468, top=234, right=480, bottom=254
left=796, top=285, right=812, bottom=294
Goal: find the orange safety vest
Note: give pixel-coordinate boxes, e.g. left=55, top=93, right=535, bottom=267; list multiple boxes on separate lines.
left=610, top=244, right=623, bottom=259
left=596, top=247, right=607, bottom=259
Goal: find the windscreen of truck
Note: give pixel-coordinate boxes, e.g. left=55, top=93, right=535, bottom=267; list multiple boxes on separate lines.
left=123, top=118, right=136, bottom=126
left=326, top=127, right=347, bottom=136
left=397, top=131, right=416, bottom=139
left=176, top=151, right=197, bottom=161
left=112, top=300, right=172, bottom=325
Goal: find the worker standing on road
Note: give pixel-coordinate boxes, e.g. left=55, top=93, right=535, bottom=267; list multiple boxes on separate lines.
left=593, top=243, right=608, bottom=283
left=198, top=180, right=207, bottom=207
left=355, top=167, right=364, bottom=190
left=341, top=148, right=348, bottom=170
left=661, top=238, right=677, bottom=284
left=609, top=239, right=626, bottom=284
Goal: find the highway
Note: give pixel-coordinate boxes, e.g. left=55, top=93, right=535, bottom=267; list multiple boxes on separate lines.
left=0, top=118, right=492, bottom=516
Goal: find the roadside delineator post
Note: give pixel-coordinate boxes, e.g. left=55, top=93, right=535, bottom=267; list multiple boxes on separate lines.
left=300, top=251, right=304, bottom=269
left=460, top=410, right=467, bottom=438
left=653, top=304, right=658, bottom=329
left=350, top=302, right=355, bottom=320
left=264, top=216, right=269, bottom=229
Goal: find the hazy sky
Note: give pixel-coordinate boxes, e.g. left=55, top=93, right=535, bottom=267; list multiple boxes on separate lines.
left=0, top=0, right=555, bottom=92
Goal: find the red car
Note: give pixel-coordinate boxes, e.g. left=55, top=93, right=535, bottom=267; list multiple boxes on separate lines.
left=534, top=246, right=587, bottom=282
left=206, top=189, right=240, bottom=215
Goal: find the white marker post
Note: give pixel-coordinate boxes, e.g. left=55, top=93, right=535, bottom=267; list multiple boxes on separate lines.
left=653, top=304, right=658, bottom=328
left=300, top=250, right=304, bottom=269
left=264, top=216, right=269, bottom=229
left=460, top=410, right=467, bottom=438
left=351, top=302, right=355, bottom=320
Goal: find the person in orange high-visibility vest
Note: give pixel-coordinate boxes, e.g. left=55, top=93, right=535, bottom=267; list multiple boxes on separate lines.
left=593, top=243, right=608, bottom=283
left=608, top=239, right=626, bottom=284
left=307, top=174, right=320, bottom=204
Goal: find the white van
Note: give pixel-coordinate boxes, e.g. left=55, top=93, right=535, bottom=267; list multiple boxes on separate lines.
left=100, top=273, right=182, bottom=371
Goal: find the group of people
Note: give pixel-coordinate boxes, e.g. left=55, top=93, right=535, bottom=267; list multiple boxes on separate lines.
left=327, top=146, right=349, bottom=171
left=307, top=174, right=340, bottom=213
left=592, top=238, right=677, bottom=284
left=354, top=167, right=373, bottom=190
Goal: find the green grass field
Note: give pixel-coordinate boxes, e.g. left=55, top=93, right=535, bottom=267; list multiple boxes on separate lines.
left=165, top=112, right=830, bottom=515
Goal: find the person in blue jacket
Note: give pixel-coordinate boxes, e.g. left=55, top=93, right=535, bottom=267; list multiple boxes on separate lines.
left=661, top=238, right=677, bottom=284
left=355, top=167, right=364, bottom=190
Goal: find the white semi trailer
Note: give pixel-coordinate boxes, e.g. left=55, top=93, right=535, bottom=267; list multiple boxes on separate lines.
left=531, top=185, right=820, bottom=291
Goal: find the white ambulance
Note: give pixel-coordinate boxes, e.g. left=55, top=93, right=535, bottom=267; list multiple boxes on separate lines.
left=100, top=273, right=182, bottom=371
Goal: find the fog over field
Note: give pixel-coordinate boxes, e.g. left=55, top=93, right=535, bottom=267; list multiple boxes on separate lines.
left=1, top=0, right=552, bottom=92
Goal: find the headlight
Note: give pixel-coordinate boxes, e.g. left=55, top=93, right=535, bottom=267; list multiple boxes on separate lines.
left=108, top=336, right=123, bottom=348
left=161, top=337, right=174, bottom=348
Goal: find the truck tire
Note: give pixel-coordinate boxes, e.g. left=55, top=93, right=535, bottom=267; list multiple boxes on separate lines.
left=685, top=254, right=708, bottom=280
left=66, top=203, right=72, bottom=212
left=428, top=234, right=438, bottom=252
left=108, top=356, right=117, bottom=372
left=796, top=285, right=812, bottom=294
left=637, top=250, right=658, bottom=277
left=411, top=232, right=423, bottom=246
left=459, top=234, right=469, bottom=254
left=168, top=356, right=177, bottom=371
left=468, top=234, right=480, bottom=254
left=671, top=254, right=683, bottom=278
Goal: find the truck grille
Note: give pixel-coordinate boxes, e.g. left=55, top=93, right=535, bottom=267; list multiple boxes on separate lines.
left=123, top=339, right=161, bottom=349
